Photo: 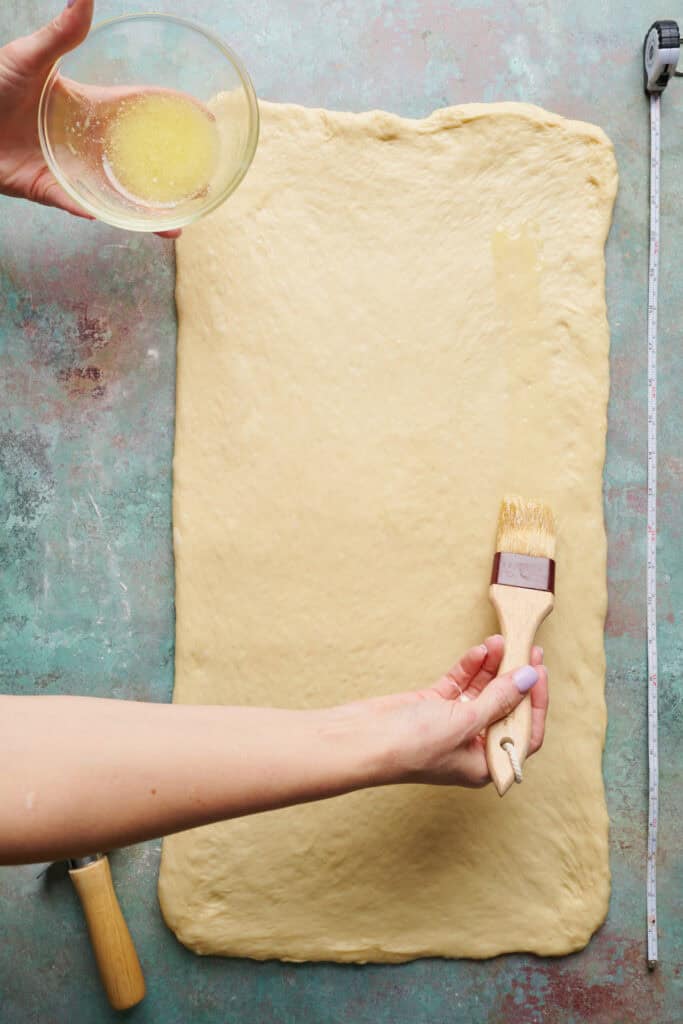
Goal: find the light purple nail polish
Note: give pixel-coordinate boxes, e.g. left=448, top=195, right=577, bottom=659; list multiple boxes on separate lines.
left=66, top=0, right=77, bottom=8
left=514, top=666, right=539, bottom=693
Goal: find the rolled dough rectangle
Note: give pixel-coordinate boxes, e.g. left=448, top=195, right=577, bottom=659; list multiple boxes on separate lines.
left=159, top=100, right=617, bottom=961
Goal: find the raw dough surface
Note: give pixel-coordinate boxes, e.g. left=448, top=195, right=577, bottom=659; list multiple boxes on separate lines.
left=159, top=100, right=617, bottom=960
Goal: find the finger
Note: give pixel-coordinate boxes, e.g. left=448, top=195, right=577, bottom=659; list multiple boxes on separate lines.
left=27, top=167, right=94, bottom=219
left=460, top=634, right=504, bottom=697
left=530, top=645, right=544, bottom=667
left=449, top=745, right=491, bottom=789
left=464, top=664, right=540, bottom=738
left=30, top=167, right=180, bottom=233
left=431, top=643, right=488, bottom=699
left=11, top=0, right=94, bottom=74
left=528, top=663, right=549, bottom=755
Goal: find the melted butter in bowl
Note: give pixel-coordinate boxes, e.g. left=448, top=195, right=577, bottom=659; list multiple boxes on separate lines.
left=103, top=92, right=220, bottom=207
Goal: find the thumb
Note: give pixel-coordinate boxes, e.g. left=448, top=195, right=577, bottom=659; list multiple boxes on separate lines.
left=465, top=665, right=539, bottom=737
left=12, top=0, right=94, bottom=74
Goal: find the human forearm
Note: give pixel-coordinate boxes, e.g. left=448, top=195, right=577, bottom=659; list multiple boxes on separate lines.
left=0, top=695, right=387, bottom=864
left=0, top=641, right=547, bottom=864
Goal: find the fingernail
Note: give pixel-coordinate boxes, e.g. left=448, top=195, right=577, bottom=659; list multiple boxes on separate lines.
left=478, top=644, right=488, bottom=654
left=66, top=0, right=77, bottom=8
left=513, top=666, right=539, bottom=692
left=537, top=647, right=544, bottom=658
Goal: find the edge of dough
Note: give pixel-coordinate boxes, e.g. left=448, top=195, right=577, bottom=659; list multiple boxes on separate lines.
left=256, top=97, right=614, bottom=150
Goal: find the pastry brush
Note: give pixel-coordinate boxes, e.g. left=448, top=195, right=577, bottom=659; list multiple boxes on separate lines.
left=485, top=496, right=556, bottom=796
left=68, top=853, right=145, bottom=1009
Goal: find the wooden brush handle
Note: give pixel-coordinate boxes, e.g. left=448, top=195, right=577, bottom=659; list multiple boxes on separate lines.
left=486, top=583, right=554, bottom=796
left=69, top=856, right=145, bottom=1010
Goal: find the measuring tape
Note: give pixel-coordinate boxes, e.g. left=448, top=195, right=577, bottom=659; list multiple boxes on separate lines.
left=642, top=19, right=680, bottom=970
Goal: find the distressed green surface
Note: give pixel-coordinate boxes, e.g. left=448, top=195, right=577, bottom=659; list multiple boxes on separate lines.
left=0, top=1, right=681, bottom=1021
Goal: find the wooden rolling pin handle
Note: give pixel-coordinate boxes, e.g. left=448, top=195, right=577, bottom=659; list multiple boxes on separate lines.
left=486, top=583, right=554, bottom=797
left=69, top=856, right=146, bottom=1011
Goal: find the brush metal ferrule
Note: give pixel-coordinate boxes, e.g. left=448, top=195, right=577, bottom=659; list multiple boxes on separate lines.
left=491, top=552, right=556, bottom=593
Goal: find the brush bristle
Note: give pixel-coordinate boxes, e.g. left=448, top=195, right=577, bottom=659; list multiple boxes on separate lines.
left=495, top=495, right=556, bottom=559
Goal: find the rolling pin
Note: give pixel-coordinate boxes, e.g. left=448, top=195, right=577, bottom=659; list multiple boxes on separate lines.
left=68, top=853, right=145, bottom=1010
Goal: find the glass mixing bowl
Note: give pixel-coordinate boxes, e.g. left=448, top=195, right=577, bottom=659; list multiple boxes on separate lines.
left=38, top=14, right=259, bottom=232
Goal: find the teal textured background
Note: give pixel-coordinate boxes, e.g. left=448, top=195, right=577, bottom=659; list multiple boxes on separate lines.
left=0, top=1, right=681, bottom=1021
